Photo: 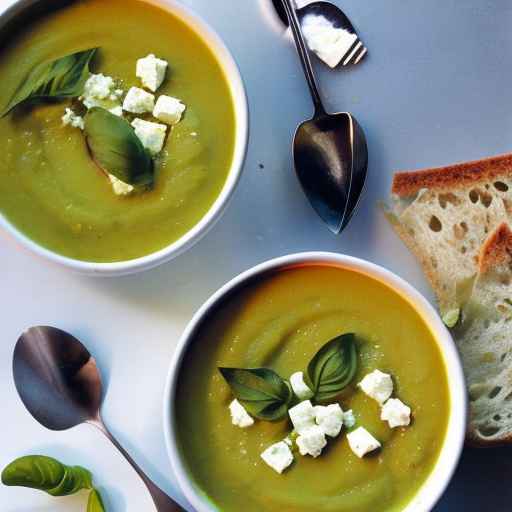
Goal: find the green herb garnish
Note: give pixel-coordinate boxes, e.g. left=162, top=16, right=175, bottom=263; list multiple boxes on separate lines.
left=87, top=488, right=106, bottom=512
left=1, top=48, right=97, bottom=117
left=84, top=107, right=153, bottom=188
left=218, top=367, right=293, bottom=421
left=219, top=333, right=359, bottom=421
left=305, top=333, right=358, bottom=402
left=442, top=308, right=460, bottom=328
left=2, top=455, right=105, bottom=511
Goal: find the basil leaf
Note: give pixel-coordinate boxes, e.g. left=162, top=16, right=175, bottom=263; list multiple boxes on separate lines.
left=1, top=48, right=97, bottom=117
left=219, top=367, right=293, bottom=421
left=85, top=107, right=153, bottom=187
left=47, top=466, right=93, bottom=496
left=87, top=488, right=106, bottom=512
left=1, top=455, right=65, bottom=491
left=306, top=333, right=358, bottom=402
left=1, top=455, right=92, bottom=497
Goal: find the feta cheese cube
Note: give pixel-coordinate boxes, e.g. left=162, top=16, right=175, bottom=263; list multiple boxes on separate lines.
left=136, top=54, right=168, bottom=92
left=347, top=427, right=381, bottom=458
left=153, top=95, right=186, bottom=125
left=314, top=403, right=344, bottom=437
left=290, top=371, right=313, bottom=400
left=358, top=370, right=394, bottom=405
left=342, top=409, right=356, bottom=429
left=123, top=87, right=155, bottom=114
left=62, top=108, right=84, bottom=130
left=296, top=426, right=327, bottom=457
left=229, top=399, right=254, bottom=428
left=131, top=118, right=167, bottom=155
left=381, top=398, right=411, bottom=428
left=288, top=400, right=316, bottom=434
left=108, top=174, right=134, bottom=196
left=260, top=441, right=294, bottom=473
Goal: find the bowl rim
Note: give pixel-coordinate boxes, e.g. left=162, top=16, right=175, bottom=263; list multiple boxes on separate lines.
left=163, top=251, right=467, bottom=512
left=0, top=0, right=249, bottom=276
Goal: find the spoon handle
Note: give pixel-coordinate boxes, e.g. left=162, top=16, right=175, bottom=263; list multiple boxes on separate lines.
left=281, top=0, right=326, bottom=116
left=90, top=417, right=186, bottom=512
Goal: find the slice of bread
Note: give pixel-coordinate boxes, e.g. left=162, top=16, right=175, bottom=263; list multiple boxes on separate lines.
left=386, top=153, right=512, bottom=316
left=455, top=222, right=512, bottom=445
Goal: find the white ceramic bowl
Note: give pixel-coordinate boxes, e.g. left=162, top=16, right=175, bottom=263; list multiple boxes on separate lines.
left=164, top=252, right=467, bottom=512
left=0, top=0, right=248, bottom=276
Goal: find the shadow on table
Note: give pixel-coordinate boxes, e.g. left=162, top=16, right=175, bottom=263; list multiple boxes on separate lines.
left=435, top=446, right=512, bottom=511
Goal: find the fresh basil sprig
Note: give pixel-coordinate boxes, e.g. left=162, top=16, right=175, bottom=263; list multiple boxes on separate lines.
left=219, top=333, right=358, bottom=422
left=219, top=367, right=293, bottom=421
left=84, top=107, right=154, bottom=188
left=2, top=455, right=105, bottom=511
left=1, top=48, right=97, bottom=117
left=306, top=333, right=358, bottom=402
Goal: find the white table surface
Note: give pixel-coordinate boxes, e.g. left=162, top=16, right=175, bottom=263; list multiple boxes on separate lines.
left=2, top=0, right=512, bottom=510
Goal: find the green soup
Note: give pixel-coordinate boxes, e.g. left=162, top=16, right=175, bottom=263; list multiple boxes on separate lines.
left=0, top=0, right=235, bottom=262
left=176, top=265, right=450, bottom=512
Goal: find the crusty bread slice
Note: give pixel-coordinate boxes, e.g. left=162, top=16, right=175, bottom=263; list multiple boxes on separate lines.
left=386, top=153, right=512, bottom=317
left=455, top=222, right=512, bottom=445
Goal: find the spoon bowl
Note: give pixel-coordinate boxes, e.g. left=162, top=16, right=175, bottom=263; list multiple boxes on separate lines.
left=13, top=326, right=101, bottom=431
left=12, top=326, right=185, bottom=512
left=294, top=111, right=368, bottom=233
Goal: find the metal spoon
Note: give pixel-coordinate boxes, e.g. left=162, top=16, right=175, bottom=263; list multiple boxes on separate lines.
left=12, top=326, right=185, bottom=512
left=273, top=0, right=368, bottom=66
left=281, top=0, right=368, bottom=233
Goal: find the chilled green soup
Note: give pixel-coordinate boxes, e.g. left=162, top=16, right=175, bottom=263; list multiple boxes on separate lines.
left=176, top=265, right=450, bottom=512
left=0, top=0, right=235, bottom=261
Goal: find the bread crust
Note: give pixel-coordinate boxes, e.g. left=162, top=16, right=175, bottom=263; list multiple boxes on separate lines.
left=392, top=153, right=512, bottom=197
left=467, top=430, right=512, bottom=448
left=478, top=222, right=512, bottom=274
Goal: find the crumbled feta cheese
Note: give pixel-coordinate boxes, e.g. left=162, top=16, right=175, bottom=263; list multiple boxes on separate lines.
left=80, top=74, right=123, bottom=113
left=122, top=87, right=155, bottom=114
left=342, top=409, right=356, bottom=429
left=84, top=73, right=115, bottom=101
left=288, top=400, right=316, bottom=435
left=260, top=441, right=294, bottom=473
left=296, top=426, right=327, bottom=457
left=290, top=371, right=313, bottom=400
left=136, top=54, right=168, bottom=92
left=283, top=436, right=293, bottom=446
left=347, top=427, right=381, bottom=458
left=109, top=106, right=123, bottom=117
left=358, top=370, right=394, bottom=405
left=153, top=95, right=186, bottom=125
left=62, top=108, right=84, bottom=130
left=302, top=15, right=358, bottom=68
left=314, top=403, right=344, bottom=437
left=81, top=73, right=119, bottom=109
left=229, top=399, right=254, bottom=428
left=108, top=174, right=134, bottom=196
left=131, top=118, right=167, bottom=155
left=381, top=398, right=411, bottom=428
